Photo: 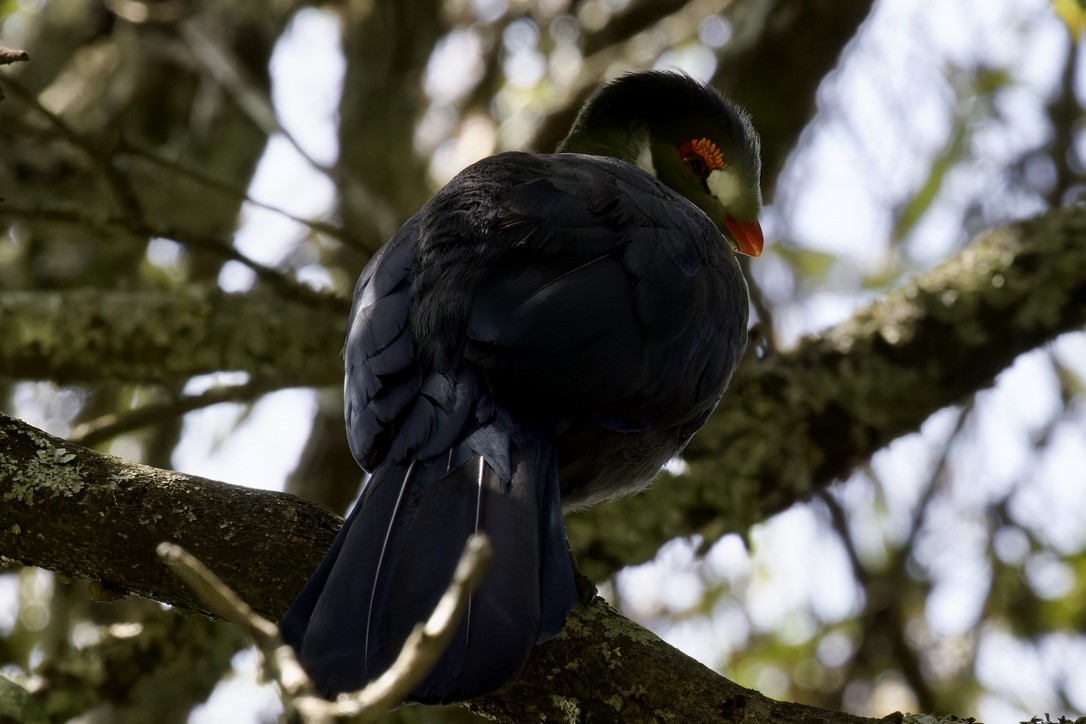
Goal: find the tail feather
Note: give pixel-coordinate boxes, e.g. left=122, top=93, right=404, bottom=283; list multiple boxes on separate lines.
left=280, top=418, right=575, bottom=703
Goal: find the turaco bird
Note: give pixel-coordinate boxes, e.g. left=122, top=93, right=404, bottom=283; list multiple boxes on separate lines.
left=280, top=70, right=763, bottom=703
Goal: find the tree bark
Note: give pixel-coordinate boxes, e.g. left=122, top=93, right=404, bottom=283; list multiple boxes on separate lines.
left=570, top=206, right=1086, bottom=577
left=3, top=208, right=1084, bottom=579
left=0, top=287, right=346, bottom=386
left=2, top=207, right=1084, bottom=719
left=0, top=411, right=889, bottom=723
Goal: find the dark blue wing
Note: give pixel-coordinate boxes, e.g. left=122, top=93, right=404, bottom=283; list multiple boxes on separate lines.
left=285, top=151, right=746, bottom=702
left=341, top=221, right=420, bottom=471
left=461, top=153, right=749, bottom=429
left=284, top=161, right=586, bottom=701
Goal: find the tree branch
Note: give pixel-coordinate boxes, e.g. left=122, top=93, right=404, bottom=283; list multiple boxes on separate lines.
left=69, top=381, right=270, bottom=447
left=0, top=48, right=29, bottom=105
left=0, top=49, right=30, bottom=66
left=0, top=411, right=338, bottom=619
left=5, top=205, right=1083, bottom=717
left=0, top=412, right=891, bottom=723
left=0, top=287, right=346, bottom=386
left=568, top=205, right=1086, bottom=577
left=3, top=208, right=1086, bottom=586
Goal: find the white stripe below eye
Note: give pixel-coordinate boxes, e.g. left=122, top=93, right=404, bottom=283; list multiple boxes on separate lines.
left=707, top=168, right=742, bottom=207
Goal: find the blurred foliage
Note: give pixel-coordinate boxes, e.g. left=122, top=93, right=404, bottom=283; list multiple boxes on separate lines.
left=1052, top=0, right=1086, bottom=36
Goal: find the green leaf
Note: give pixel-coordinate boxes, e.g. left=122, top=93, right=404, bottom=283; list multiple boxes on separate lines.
left=0, top=674, right=48, bottom=724
left=1052, top=0, right=1086, bottom=36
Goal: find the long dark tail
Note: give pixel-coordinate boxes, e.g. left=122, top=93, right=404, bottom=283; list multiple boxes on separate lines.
left=280, top=419, right=576, bottom=703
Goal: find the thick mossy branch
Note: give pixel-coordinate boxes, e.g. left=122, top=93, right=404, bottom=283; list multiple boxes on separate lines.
left=1, top=209, right=1083, bottom=720
left=2, top=209, right=1085, bottom=583
left=568, top=207, right=1086, bottom=578
left=0, top=414, right=887, bottom=723
left=0, top=287, right=346, bottom=385
left=477, top=592, right=896, bottom=724
left=0, top=413, right=339, bottom=618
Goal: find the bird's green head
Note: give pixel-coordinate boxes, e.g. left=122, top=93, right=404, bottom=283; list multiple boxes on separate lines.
left=558, top=71, right=764, bottom=257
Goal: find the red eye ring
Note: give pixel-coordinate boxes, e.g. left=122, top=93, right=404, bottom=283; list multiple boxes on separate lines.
left=677, top=138, right=726, bottom=181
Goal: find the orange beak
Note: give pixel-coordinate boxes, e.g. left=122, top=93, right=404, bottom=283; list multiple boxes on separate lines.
left=722, top=216, right=764, bottom=258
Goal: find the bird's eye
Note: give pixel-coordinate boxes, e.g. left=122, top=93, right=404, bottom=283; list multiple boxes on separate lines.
left=677, top=138, right=726, bottom=181
left=682, top=153, right=708, bottom=178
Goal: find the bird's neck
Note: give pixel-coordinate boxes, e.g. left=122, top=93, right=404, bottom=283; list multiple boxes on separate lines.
left=556, top=128, right=656, bottom=177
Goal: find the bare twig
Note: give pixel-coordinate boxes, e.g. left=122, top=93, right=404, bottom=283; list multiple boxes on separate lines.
left=0, top=48, right=29, bottom=66
left=818, top=401, right=974, bottom=711
left=174, top=16, right=398, bottom=251
left=116, top=141, right=356, bottom=246
left=177, top=17, right=332, bottom=177
left=70, top=381, right=269, bottom=446
left=0, top=203, right=330, bottom=304
left=156, top=543, right=315, bottom=701
left=1, top=75, right=144, bottom=214
left=158, top=535, right=494, bottom=723
left=1, top=75, right=90, bottom=150
left=311, top=533, right=494, bottom=722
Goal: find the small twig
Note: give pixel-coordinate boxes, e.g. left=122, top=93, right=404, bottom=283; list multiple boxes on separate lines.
left=0, top=48, right=29, bottom=66
left=0, top=203, right=332, bottom=305
left=116, top=141, right=356, bottom=245
left=177, top=17, right=333, bottom=178
left=0, top=76, right=84, bottom=148
left=2, top=64, right=360, bottom=250
left=1, top=74, right=144, bottom=214
left=158, top=534, right=493, bottom=723
left=173, top=18, right=400, bottom=247
left=156, top=542, right=317, bottom=703
left=0, top=48, right=28, bottom=103
left=70, top=381, right=268, bottom=446
left=319, top=533, right=494, bottom=722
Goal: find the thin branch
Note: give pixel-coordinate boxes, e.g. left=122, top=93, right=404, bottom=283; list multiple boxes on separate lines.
left=1, top=75, right=85, bottom=146
left=314, top=534, right=493, bottom=722
left=0, top=76, right=143, bottom=215
left=0, top=412, right=888, bottom=724
left=156, top=543, right=315, bottom=701
left=2, top=59, right=364, bottom=255
left=70, top=382, right=269, bottom=446
left=158, top=535, right=493, bottom=724
left=819, top=401, right=973, bottom=712
left=177, top=17, right=333, bottom=178
left=116, top=141, right=357, bottom=247
left=0, top=203, right=328, bottom=304
left=530, top=0, right=735, bottom=152
left=0, top=48, right=29, bottom=66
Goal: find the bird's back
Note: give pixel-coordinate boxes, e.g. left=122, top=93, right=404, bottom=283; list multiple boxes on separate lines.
left=407, top=152, right=749, bottom=504
left=283, top=149, right=751, bottom=701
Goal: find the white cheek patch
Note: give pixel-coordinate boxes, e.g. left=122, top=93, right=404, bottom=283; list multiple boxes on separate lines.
left=707, top=168, right=742, bottom=208
left=635, top=142, right=656, bottom=177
